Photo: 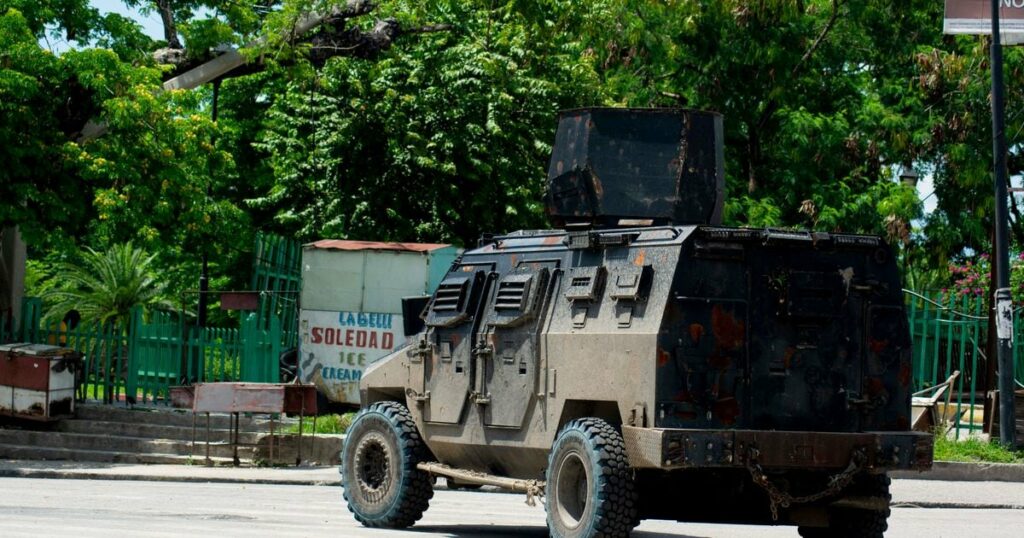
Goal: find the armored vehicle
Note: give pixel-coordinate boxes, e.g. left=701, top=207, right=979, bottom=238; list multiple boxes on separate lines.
left=340, top=108, right=933, bottom=538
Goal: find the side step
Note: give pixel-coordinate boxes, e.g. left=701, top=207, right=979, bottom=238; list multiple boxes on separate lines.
left=416, top=462, right=545, bottom=506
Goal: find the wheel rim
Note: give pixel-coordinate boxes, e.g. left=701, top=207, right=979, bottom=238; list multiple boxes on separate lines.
left=354, top=432, right=391, bottom=503
left=554, top=449, right=590, bottom=529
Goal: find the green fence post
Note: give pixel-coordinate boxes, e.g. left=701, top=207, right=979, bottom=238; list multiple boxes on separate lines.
left=20, top=296, right=41, bottom=343
left=126, top=305, right=143, bottom=402
left=269, top=314, right=281, bottom=383
left=241, top=313, right=256, bottom=382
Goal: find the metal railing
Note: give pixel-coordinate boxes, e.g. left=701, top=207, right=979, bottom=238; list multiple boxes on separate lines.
left=904, top=289, right=1024, bottom=438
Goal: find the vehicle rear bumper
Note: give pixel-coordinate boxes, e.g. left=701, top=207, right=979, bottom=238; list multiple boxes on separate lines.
left=622, top=426, right=933, bottom=472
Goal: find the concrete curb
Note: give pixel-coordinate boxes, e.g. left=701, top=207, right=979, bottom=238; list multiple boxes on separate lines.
left=892, top=461, right=1024, bottom=483
left=892, top=501, right=1024, bottom=511
left=0, top=467, right=341, bottom=486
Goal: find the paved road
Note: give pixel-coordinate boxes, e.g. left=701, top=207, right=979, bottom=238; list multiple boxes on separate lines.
left=0, top=477, right=1022, bottom=537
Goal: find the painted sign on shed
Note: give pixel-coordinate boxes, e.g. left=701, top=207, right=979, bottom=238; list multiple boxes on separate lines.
left=299, top=240, right=459, bottom=405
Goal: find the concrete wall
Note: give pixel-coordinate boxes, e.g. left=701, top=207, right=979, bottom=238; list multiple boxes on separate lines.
left=255, top=434, right=343, bottom=466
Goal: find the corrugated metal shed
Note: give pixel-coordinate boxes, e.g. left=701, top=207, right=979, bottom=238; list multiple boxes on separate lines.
left=305, top=240, right=450, bottom=253
left=300, top=241, right=460, bottom=314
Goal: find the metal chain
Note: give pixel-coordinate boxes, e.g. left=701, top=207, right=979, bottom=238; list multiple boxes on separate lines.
left=745, top=447, right=866, bottom=521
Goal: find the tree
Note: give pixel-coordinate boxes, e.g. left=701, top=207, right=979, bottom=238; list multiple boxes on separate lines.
left=44, top=242, right=173, bottom=326
left=558, top=1, right=930, bottom=238
left=252, top=0, right=604, bottom=245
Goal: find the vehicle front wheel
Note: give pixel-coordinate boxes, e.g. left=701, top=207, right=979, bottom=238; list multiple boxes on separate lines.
left=340, top=401, right=433, bottom=528
left=546, top=418, right=638, bottom=538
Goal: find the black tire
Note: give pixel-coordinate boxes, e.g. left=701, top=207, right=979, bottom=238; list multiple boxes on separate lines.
left=546, top=418, right=638, bottom=538
left=340, top=401, right=433, bottom=528
left=798, top=473, right=891, bottom=538
left=278, top=348, right=298, bottom=383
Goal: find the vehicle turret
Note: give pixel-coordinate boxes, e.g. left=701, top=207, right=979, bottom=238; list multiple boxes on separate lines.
left=544, top=108, right=724, bottom=229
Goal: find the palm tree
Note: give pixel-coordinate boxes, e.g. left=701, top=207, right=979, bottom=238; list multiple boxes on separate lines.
left=45, top=242, right=173, bottom=328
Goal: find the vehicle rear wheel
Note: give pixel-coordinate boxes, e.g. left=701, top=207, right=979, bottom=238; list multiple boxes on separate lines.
left=797, top=473, right=891, bottom=538
left=340, top=401, right=433, bottom=528
left=546, top=418, right=638, bottom=538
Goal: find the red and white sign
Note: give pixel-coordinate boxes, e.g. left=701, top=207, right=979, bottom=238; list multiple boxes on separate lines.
left=298, top=309, right=403, bottom=404
left=945, top=0, right=1024, bottom=34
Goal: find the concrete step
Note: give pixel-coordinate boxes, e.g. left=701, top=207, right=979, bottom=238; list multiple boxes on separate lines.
left=75, top=403, right=296, bottom=431
left=0, top=443, right=238, bottom=465
left=0, top=429, right=256, bottom=460
left=0, top=402, right=306, bottom=465
left=56, top=420, right=262, bottom=444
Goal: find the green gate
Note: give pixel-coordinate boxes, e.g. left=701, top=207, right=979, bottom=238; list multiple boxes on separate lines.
left=126, top=307, right=282, bottom=404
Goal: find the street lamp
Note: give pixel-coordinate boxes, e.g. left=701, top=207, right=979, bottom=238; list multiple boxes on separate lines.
left=899, top=166, right=919, bottom=188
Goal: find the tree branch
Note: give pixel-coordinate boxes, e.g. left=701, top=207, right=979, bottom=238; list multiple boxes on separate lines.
left=307, top=19, right=453, bottom=65
left=789, top=0, right=843, bottom=80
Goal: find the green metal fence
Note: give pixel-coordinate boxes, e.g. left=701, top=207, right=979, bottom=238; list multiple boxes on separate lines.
left=251, top=232, right=301, bottom=349
left=905, top=290, right=988, bottom=438
left=21, top=297, right=132, bottom=403
left=13, top=298, right=283, bottom=405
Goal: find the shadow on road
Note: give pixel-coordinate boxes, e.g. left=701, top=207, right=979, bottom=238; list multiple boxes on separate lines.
left=410, top=525, right=705, bottom=538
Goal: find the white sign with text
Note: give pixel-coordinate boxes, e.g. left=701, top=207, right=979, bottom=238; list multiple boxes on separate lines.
left=299, top=309, right=403, bottom=404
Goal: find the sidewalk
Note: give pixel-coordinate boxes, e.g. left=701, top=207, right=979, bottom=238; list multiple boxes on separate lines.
left=2, top=459, right=1023, bottom=510
left=0, top=459, right=340, bottom=486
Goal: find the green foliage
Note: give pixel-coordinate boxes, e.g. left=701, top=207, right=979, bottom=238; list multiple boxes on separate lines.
left=1, top=4, right=253, bottom=306
left=44, top=242, right=173, bottom=326
left=6, top=0, right=1024, bottom=297
left=933, top=434, right=1024, bottom=464
left=570, top=1, right=932, bottom=242
left=252, top=0, right=604, bottom=245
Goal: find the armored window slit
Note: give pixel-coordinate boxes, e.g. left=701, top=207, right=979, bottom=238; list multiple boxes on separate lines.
left=489, top=268, right=548, bottom=327
left=565, top=266, right=604, bottom=302
left=426, top=272, right=484, bottom=328
left=610, top=265, right=651, bottom=301
left=432, top=281, right=467, bottom=311
left=494, top=276, right=533, bottom=310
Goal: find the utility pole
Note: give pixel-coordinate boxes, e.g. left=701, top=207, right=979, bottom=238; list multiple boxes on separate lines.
left=990, top=0, right=1017, bottom=447
left=197, top=80, right=221, bottom=329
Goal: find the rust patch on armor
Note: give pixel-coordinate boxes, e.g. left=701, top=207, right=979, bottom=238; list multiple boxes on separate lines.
left=688, top=323, right=705, bottom=344
left=869, top=339, right=889, bottom=354
left=657, top=348, right=671, bottom=367
left=711, top=305, right=745, bottom=351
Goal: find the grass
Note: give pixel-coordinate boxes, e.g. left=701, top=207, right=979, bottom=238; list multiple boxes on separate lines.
left=933, top=434, right=1024, bottom=464
left=284, top=412, right=356, bottom=435
left=78, top=382, right=145, bottom=403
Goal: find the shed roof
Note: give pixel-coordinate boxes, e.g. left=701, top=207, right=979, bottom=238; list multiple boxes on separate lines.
left=304, top=240, right=451, bottom=253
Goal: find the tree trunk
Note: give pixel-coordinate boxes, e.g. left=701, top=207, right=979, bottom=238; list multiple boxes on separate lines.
left=747, top=128, right=760, bottom=194
left=156, top=0, right=183, bottom=49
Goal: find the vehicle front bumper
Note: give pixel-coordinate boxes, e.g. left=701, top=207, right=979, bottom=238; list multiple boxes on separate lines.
left=622, top=426, right=933, bottom=472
